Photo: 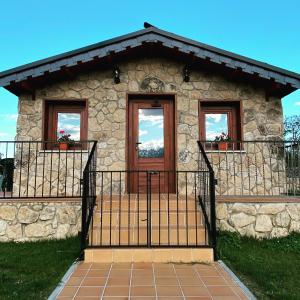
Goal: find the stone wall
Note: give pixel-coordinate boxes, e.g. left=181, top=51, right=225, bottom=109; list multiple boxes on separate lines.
left=216, top=201, right=300, bottom=238
left=0, top=200, right=81, bottom=241
left=15, top=57, right=284, bottom=196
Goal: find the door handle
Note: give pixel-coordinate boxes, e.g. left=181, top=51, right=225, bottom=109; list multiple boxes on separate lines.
left=135, top=142, right=141, bottom=150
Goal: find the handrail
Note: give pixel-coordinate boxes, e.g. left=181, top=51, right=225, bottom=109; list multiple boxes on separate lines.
left=83, top=141, right=97, bottom=173
left=197, top=140, right=217, bottom=259
left=81, top=141, right=98, bottom=254
left=197, top=141, right=214, bottom=172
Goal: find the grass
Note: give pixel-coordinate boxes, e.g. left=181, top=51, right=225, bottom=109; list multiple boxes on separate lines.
left=217, top=231, right=300, bottom=300
left=0, top=237, right=80, bottom=300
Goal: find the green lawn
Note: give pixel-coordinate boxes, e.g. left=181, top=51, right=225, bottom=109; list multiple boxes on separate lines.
left=217, top=231, right=300, bottom=300
left=0, top=237, right=80, bottom=300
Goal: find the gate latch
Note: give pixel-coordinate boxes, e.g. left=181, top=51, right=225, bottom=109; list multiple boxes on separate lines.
left=149, top=171, right=159, bottom=175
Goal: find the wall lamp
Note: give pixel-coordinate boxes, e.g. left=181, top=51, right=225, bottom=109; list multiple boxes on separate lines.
left=183, top=65, right=190, bottom=82
left=113, top=66, right=120, bottom=84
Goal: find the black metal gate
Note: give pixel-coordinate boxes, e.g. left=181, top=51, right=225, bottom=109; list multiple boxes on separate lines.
left=81, top=141, right=217, bottom=254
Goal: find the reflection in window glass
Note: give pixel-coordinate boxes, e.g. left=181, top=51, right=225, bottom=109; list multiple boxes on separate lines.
left=205, top=113, right=228, bottom=141
left=57, top=113, right=81, bottom=140
left=138, top=108, right=164, bottom=158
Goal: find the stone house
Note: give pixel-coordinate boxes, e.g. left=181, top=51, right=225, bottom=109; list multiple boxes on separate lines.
left=0, top=23, right=300, bottom=261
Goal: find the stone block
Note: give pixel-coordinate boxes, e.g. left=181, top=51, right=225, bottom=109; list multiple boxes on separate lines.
left=255, top=215, right=272, bottom=232
left=0, top=205, right=17, bottom=221
left=17, top=206, right=39, bottom=224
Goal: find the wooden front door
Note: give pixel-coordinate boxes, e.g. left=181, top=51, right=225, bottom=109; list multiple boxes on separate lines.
left=128, top=97, right=175, bottom=193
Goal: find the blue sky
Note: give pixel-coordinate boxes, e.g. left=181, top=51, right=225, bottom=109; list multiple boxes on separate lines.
left=0, top=0, right=300, bottom=141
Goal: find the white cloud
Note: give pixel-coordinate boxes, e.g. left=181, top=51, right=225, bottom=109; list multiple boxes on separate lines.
left=0, top=132, right=8, bottom=137
left=206, top=114, right=223, bottom=123
left=206, top=131, right=219, bottom=140
left=295, top=102, right=300, bottom=106
left=0, top=114, right=18, bottom=121
left=139, top=129, right=148, bottom=137
left=139, top=110, right=163, bottom=128
left=58, top=113, right=81, bottom=120
left=140, top=138, right=164, bottom=150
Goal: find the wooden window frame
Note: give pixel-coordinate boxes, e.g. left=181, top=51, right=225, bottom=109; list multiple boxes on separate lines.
left=43, top=100, right=88, bottom=150
left=199, top=100, right=242, bottom=150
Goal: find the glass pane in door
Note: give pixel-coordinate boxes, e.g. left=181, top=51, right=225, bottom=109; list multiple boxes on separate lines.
left=138, top=108, right=164, bottom=158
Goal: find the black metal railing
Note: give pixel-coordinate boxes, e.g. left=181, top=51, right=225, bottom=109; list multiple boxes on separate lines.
left=86, top=170, right=209, bottom=248
left=201, top=140, right=300, bottom=197
left=197, top=141, right=217, bottom=256
left=81, top=141, right=98, bottom=251
left=0, top=140, right=95, bottom=198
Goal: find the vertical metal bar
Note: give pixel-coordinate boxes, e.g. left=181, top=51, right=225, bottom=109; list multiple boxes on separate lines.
left=146, top=171, right=151, bottom=248
left=3, top=142, right=8, bottom=198
left=260, top=142, right=266, bottom=196
left=239, top=141, right=244, bottom=196
left=158, top=171, right=161, bottom=246
left=41, top=143, right=46, bottom=197
left=33, top=142, right=38, bottom=197
left=72, top=149, right=75, bottom=197
left=149, top=172, right=152, bottom=247
left=64, top=147, right=68, bottom=197
left=185, top=172, right=188, bottom=246
left=57, top=147, right=61, bottom=197
left=11, top=142, right=16, bottom=198
left=285, top=144, right=289, bottom=195
left=90, top=170, right=94, bottom=247
left=254, top=142, right=259, bottom=195
left=137, top=170, right=140, bottom=246
left=109, top=171, right=112, bottom=246
left=167, top=170, right=170, bottom=246
left=100, top=172, right=103, bottom=245
left=209, top=171, right=217, bottom=260
left=268, top=142, right=274, bottom=196
left=176, top=171, right=179, bottom=245
left=225, top=144, right=229, bottom=195
left=80, top=170, right=88, bottom=252
left=194, top=172, right=198, bottom=246
left=18, top=142, right=24, bottom=198
left=119, top=171, right=121, bottom=246
left=292, top=143, right=296, bottom=195
left=26, top=142, right=31, bottom=197
left=128, top=170, right=131, bottom=246
left=247, top=142, right=251, bottom=195
left=232, top=141, right=236, bottom=195
left=274, top=142, right=286, bottom=195
left=217, top=142, right=221, bottom=197
left=295, top=141, right=300, bottom=196
left=79, top=148, right=83, bottom=196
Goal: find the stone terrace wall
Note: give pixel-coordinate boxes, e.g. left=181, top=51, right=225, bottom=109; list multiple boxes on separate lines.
left=0, top=200, right=81, bottom=242
left=216, top=201, right=300, bottom=238
left=15, top=57, right=284, bottom=195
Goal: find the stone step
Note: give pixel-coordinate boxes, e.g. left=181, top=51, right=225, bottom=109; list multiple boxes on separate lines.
left=89, top=227, right=207, bottom=247
left=84, top=248, right=214, bottom=263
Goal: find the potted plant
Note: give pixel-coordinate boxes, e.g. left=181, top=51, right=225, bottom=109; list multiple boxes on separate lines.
left=214, top=132, right=231, bottom=151
left=57, top=130, right=74, bottom=150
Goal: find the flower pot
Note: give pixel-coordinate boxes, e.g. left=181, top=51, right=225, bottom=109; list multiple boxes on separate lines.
left=59, top=142, right=68, bottom=151
left=218, top=142, right=228, bottom=151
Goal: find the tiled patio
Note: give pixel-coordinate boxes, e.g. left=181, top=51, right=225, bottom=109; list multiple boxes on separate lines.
left=56, top=262, right=250, bottom=299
